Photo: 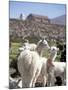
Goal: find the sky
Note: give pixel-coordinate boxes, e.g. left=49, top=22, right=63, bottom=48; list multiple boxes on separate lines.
left=9, top=1, right=66, bottom=19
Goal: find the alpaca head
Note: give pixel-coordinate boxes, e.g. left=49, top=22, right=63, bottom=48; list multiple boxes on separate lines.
left=49, top=46, right=59, bottom=61
left=50, top=46, right=59, bottom=54
left=19, top=41, right=30, bottom=51
left=36, top=39, right=50, bottom=56
left=42, top=38, right=50, bottom=49
left=37, top=38, right=50, bottom=50
left=24, top=39, right=29, bottom=43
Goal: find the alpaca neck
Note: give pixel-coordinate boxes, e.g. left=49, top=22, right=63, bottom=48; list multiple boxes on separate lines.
left=36, top=46, right=44, bottom=56
left=49, top=52, right=57, bottom=61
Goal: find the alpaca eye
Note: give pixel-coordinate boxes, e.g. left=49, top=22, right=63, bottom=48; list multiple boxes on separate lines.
left=53, top=49, right=55, bottom=51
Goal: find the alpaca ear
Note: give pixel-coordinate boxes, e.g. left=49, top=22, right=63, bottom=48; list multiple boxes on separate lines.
left=57, top=48, right=59, bottom=51
left=49, top=47, right=51, bottom=51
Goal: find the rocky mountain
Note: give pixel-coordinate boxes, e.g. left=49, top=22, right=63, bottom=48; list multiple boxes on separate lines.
left=51, top=15, right=66, bottom=25
left=9, top=14, right=66, bottom=42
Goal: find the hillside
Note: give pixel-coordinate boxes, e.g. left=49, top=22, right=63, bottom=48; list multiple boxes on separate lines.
left=51, top=15, right=66, bottom=25
left=9, top=14, right=66, bottom=42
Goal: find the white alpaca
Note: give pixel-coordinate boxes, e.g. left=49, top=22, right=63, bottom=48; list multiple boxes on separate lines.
left=47, top=46, right=66, bottom=86
left=19, top=43, right=37, bottom=51
left=19, top=40, right=30, bottom=51
left=35, top=46, right=66, bottom=87
left=19, top=40, right=37, bottom=51
left=30, top=38, right=50, bottom=87
left=17, top=39, right=50, bottom=88
left=34, top=46, right=57, bottom=87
